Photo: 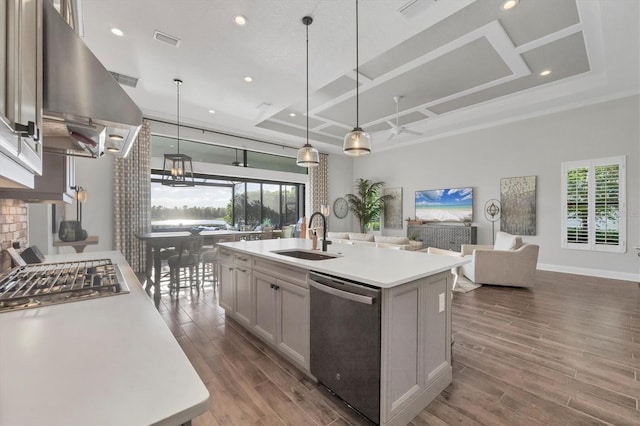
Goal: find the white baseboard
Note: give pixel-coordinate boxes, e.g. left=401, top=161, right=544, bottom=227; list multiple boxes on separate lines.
left=537, top=263, right=639, bottom=283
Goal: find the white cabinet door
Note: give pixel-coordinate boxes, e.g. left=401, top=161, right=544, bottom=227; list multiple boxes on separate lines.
left=0, top=0, right=42, bottom=186
left=0, top=1, right=7, bottom=123
left=218, top=261, right=234, bottom=312
left=253, top=271, right=277, bottom=345
left=276, top=279, right=310, bottom=369
left=234, top=266, right=252, bottom=327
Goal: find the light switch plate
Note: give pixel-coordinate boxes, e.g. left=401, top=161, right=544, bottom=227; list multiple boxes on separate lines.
left=438, top=293, right=445, bottom=313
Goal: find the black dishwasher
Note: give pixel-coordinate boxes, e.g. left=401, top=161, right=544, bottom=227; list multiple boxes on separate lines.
left=309, top=271, right=382, bottom=424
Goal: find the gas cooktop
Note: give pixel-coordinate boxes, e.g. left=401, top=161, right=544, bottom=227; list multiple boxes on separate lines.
left=0, top=258, right=129, bottom=313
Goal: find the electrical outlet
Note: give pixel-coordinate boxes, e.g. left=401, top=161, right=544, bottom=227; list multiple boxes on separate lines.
left=439, top=293, right=445, bottom=313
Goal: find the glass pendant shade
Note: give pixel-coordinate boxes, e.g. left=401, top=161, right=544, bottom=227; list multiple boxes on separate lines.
left=296, top=143, right=319, bottom=167
left=297, top=16, right=320, bottom=168
left=343, top=0, right=371, bottom=157
left=343, top=127, right=371, bottom=156
left=162, top=78, right=195, bottom=186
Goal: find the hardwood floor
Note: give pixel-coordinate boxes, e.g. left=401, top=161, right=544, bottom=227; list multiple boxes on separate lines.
left=150, top=271, right=639, bottom=425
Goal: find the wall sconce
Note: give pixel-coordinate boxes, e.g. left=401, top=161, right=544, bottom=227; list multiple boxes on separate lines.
left=72, top=186, right=88, bottom=225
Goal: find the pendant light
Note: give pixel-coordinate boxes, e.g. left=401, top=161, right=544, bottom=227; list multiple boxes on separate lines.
left=343, top=0, right=371, bottom=156
left=296, top=16, right=320, bottom=168
left=162, top=78, right=195, bottom=187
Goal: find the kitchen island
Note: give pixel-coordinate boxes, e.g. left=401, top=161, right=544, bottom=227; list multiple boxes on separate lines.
left=217, top=238, right=468, bottom=426
left=0, top=250, right=209, bottom=426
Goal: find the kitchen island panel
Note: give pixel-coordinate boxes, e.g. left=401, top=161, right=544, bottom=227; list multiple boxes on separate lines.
left=381, top=271, right=453, bottom=426
left=387, top=281, right=422, bottom=409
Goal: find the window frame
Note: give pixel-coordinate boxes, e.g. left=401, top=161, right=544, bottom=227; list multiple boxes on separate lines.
left=561, top=156, right=626, bottom=253
left=150, top=170, right=304, bottom=231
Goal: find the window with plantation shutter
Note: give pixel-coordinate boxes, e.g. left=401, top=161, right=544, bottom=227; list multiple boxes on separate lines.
left=561, top=156, right=626, bottom=252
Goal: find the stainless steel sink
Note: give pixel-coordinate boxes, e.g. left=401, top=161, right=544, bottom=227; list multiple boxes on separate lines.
left=271, top=249, right=339, bottom=261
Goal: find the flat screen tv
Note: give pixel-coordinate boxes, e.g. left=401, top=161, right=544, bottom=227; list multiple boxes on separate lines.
left=415, top=187, right=473, bottom=223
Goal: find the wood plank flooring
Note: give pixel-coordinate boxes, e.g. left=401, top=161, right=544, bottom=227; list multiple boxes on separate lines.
left=149, top=271, right=639, bottom=425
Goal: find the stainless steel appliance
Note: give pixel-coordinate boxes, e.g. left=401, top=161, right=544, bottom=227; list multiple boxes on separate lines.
left=309, top=271, right=382, bottom=424
left=42, top=0, right=143, bottom=158
left=0, top=258, right=128, bottom=313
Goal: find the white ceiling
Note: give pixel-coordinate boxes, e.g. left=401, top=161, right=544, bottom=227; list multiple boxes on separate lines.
left=79, top=0, right=639, bottom=155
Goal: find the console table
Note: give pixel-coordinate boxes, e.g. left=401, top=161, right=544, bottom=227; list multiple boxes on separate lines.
left=407, top=224, right=477, bottom=252
left=53, top=236, right=99, bottom=253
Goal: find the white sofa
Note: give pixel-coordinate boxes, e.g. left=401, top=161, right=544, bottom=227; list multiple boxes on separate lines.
left=326, top=232, right=419, bottom=251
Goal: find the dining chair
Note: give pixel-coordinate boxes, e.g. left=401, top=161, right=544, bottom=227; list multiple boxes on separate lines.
left=200, top=236, right=234, bottom=290
left=281, top=225, right=293, bottom=238
left=261, top=226, right=274, bottom=240
left=167, top=235, right=204, bottom=296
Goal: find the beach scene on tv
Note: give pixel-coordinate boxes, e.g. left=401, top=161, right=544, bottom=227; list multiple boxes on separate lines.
left=415, top=187, right=473, bottom=222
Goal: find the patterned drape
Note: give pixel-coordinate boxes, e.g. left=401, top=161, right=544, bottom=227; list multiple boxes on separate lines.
left=113, top=119, right=151, bottom=272
left=308, top=153, right=329, bottom=231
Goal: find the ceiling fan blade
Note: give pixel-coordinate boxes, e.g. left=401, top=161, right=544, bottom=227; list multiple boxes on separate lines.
left=404, top=129, right=422, bottom=136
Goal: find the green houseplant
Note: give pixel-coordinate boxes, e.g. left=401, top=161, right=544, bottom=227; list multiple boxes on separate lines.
left=346, top=178, right=394, bottom=233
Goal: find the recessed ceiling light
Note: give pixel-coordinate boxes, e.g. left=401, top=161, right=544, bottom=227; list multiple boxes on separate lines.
left=233, top=15, right=247, bottom=26
left=108, top=134, right=124, bottom=141
left=540, top=69, right=552, bottom=76
left=244, top=76, right=253, bottom=83
left=208, top=109, right=216, bottom=114
left=501, top=0, right=519, bottom=11
left=289, top=113, right=296, bottom=117
left=106, top=147, right=120, bottom=153
left=111, top=28, right=124, bottom=37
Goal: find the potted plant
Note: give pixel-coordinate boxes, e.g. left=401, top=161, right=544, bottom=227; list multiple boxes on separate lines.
left=345, top=178, right=394, bottom=233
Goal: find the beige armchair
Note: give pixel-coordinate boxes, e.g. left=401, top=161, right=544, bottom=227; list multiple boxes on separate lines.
left=460, top=239, right=539, bottom=288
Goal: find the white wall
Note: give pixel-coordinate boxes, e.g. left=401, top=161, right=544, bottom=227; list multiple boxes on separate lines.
left=350, top=95, right=639, bottom=281
left=327, top=153, right=354, bottom=232
left=27, top=203, right=54, bottom=254
left=64, top=155, right=115, bottom=252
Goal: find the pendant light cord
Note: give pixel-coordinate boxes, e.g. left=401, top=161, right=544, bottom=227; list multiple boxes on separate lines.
left=177, top=80, right=180, bottom=154
left=355, top=0, right=359, bottom=128
left=306, top=21, right=310, bottom=147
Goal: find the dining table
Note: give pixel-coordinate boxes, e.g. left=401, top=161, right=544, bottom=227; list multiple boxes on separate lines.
left=135, top=229, right=281, bottom=300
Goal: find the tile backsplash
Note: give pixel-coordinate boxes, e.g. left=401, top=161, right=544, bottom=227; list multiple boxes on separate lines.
left=0, top=199, right=28, bottom=273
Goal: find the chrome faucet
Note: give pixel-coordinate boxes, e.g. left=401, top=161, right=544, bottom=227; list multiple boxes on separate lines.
left=308, top=212, right=332, bottom=252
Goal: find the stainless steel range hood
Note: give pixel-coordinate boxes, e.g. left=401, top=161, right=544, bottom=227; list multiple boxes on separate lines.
left=42, top=0, right=142, bottom=158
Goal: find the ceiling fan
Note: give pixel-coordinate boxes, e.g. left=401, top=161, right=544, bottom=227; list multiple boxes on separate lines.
left=232, top=149, right=248, bottom=167
left=385, top=96, right=422, bottom=142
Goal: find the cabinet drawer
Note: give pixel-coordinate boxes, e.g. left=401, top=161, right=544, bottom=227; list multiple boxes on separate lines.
left=234, top=252, right=252, bottom=268
left=253, top=257, right=307, bottom=288
left=217, top=247, right=234, bottom=262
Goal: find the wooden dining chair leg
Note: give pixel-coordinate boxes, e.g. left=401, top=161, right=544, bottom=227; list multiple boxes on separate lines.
left=196, top=265, right=200, bottom=292
left=169, top=267, right=176, bottom=295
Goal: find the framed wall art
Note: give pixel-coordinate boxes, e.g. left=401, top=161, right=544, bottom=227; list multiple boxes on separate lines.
left=500, top=175, right=536, bottom=235
left=383, top=187, right=403, bottom=229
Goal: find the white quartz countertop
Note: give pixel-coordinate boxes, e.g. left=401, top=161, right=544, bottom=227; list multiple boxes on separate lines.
left=219, top=238, right=469, bottom=288
left=0, top=251, right=209, bottom=426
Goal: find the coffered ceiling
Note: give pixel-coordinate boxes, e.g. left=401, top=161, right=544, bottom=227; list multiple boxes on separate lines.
left=80, top=0, right=639, bottom=155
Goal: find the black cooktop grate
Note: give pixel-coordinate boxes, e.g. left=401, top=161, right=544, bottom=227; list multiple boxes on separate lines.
left=0, top=259, right=129, bottom=312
